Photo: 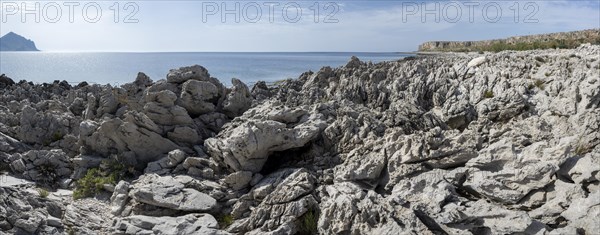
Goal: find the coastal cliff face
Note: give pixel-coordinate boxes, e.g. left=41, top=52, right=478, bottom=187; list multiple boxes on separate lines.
left=419, top=29, right=600, bottom=52
left=0, top=32, right=39, bottom=51
left=1, top=45, right=599, bottom=234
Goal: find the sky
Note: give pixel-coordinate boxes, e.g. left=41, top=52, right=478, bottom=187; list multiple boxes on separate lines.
left=0, top=0, right=599, bottom=52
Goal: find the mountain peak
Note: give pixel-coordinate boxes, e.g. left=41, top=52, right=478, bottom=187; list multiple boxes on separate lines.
left=0, top=32, right=39, bottom=51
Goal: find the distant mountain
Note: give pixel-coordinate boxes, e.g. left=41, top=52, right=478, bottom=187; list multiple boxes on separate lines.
left=0, top=32, right=39, bottom=51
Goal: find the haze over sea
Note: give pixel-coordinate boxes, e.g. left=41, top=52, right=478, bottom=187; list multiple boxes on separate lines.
left=0, top=52, right=408, bottom=86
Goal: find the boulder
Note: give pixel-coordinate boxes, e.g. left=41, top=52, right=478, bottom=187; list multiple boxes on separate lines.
left=128, top=174, right=217, bottom=212
left=79, top=117, right=180, bottom=168
left=167, top=65, right=211, bottom=84
left=113, top=213, right=230, bottom=235
left=222, top=78, right=252, bottom=118
left=178, top=80, right=220, bottom=116
left=9, top=149, right=71, bottom=183
left=0, top=74, right=15, bottom=88
left=467, top=56, right=487, bottom=68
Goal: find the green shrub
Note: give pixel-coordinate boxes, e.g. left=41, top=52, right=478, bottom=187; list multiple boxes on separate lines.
left=217, top=214, right=234, bottom=229
left=534, top=56, right=545, bottom=63
left=51, top=131, right=64, bottom=142
left=67, top=226, right=75, bottom=235
left=0, top=163, right=10, bottom=173
left=42, top=131, right=64, bottom=146
left=544, top=72, right=551, bottom=77
left=38, top=188, right=49, bottom=198
left=38, top=164, right=58, bottom=185
left=574, top=144, right=591, bottom=156
left=73, top=160, right=126, bottom=199
left=533, top=79, right=545, bottom=90
left=483, top=90, right=495, bottom=99
left=298, top=209, right=318, bottom=235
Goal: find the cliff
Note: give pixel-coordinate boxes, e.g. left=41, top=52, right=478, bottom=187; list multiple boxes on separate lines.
left=0, top=32, right=39, bottom=51
left=419, top=29, right=600, bottom=52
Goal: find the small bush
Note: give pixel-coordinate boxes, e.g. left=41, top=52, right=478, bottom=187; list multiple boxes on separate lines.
left=574, top=144, right=591, bottom=155
left=51, top=131, right=64, bottom=142
left=483, top=90, right=495, bottom=99
left=67, top=226, right=75, bottom=235
left=534, top=79, right=545, bottom=90
left=73, top=169, right=108, bottom=199
left=217, top=214, right=234, bottom=229
left=73, top=161, right=125, bottom=199
left=0, top=163, right=10, bottom=173
left=534, top=56, right=545, bottom=63
left=544, top=72, right=551, bottom=77
left=38, top=188, right=49, bottom=198
left=38, top=164, right=58, bottom=185
left=43, top=131, right=64, bottom=146
left=298, top=209, right=318, bottom=235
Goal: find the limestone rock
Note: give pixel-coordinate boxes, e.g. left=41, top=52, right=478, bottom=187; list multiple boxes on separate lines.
left=167, top=65, right=211, bottom=84
left=9, top=149, right=71, bottom=184
left=222, top=78, right=253, bottom=118
left=205, top=103, right=327, bottom=173
left=467, top=56, right=487, bottom=68
left=128, top=174, right=217, bottom=212
left=179, top=80, right=220, bottom=116
left=113, top=213, right=230, bottom=235
left=110, top=181, right=131, bottom=216
left=223, top=171, right=253, bottom=191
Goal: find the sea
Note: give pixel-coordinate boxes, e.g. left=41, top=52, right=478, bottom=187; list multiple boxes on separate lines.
left=0, top=52, right=409, bottom=86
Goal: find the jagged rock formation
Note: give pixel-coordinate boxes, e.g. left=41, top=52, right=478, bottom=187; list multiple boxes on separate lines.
left=0, top=44, right=599, bottom=234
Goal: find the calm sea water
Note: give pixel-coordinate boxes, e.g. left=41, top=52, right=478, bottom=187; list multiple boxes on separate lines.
left=0, top=52, right=409, bottom=86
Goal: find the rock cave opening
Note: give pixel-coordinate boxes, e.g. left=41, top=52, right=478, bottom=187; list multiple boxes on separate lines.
left=260, top=144, right=315, bottom=175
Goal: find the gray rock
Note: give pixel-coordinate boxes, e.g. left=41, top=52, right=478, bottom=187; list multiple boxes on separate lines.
left=167, top=126, right=199, bottom=146
left=167, top=149, right=187, bottom=166
left=223, top=171, right=253, bottom=191
left=113, top=213, right=230, bottom=235
left=167, top=65, right=211, bottom=84
left=110, top=181, right=131, bottom=216
left=9, top=149, right=71, bottom=183
left=222, top=78, right=252, bottom=118
left=79, top=117, right=180, bottom=168
left=205, top=103, right=327, bottom=173
left=467, top=56, right=487, bottom=67
left=560, top=191, right=600, bottom=233
left=128, top=174, right=217, bottom=212
left=228, top=168, right=319, bottom=234
left=179, top=80, right=220, bottom=116
left=143, top=102, right=193, bottom=126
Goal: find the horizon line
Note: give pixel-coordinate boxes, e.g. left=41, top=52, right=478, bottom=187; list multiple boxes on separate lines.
left=0, top=50, right=418, bottom=54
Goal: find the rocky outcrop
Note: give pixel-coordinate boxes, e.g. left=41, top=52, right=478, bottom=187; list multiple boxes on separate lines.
left=128, top=174, right=217, bottom=212
left=9, top=149, right=71, bottom=185
left=1, top=45, right=599, bottom=235
left=419, top=28, right=600, bottom=52
left=205, top=102, right=327, bottom=173
left=113, top=213, right=229, bottom=235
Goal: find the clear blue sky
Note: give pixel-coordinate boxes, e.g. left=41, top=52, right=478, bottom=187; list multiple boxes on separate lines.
left=1, top=0, right=599, bottom=52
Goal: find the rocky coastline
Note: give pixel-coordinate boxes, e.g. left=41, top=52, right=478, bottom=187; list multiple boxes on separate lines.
left=419, top=29, right=600, bottom=52
left=0, top=44, right=599, bottom=234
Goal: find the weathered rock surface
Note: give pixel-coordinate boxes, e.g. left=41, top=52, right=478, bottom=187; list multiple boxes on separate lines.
left=128, top=174, right=217, bottom=212
left=113, top=213, right=229, bottom=235
left=205, top=102, right=327, bottom=173
left=1, top=45, right=599, bottom=235
left=9, top=149, right=71, bottom=184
